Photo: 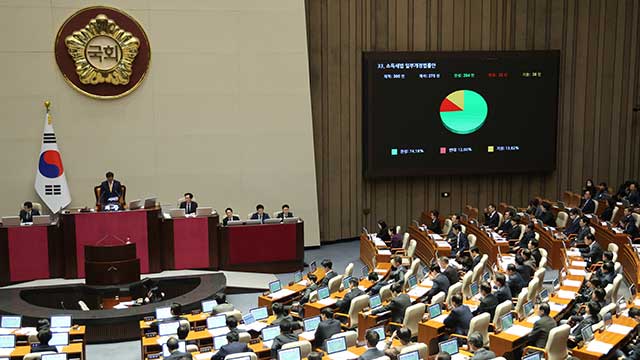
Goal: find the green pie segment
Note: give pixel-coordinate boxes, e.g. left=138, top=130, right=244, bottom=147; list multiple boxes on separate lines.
left=439, top=90, right=488, bottom=135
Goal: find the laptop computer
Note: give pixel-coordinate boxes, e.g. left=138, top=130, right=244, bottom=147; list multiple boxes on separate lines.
left=278, top=346, right=302, bottom=360
left=0, top=335, right=15, bottom=349
left=283, top=217, right=299, bottom=224
left=49, top=332, right=69, bottom=346
left=523, top=301, right=535, bottom=317
left=1, top=217, right=20, bottom=227
left=207, top=315, right=226, bottom=329
left=317, top=287, right=330, bottom=300
left=326, top=336, right=356, bottom=360
left=143, top=197, right=157, bottom=209
left=50, top=315, right=71, bottom=331
left=0, top=316, right=21, bottom=329
left=158, top=321, right=179, bottom=337
left=500, top=313, right=514, bottom=331
left=294, top=271, right=303, bottom=283
left=155, top=307, right=172, bottom=320
left=196, top=207, right=213, bottom=216
left=428, top=303, right=442, bottom=320
left=250, top=307, right=269, bottom=321
left=361, top=265, right=369, bottom=277
left=439, top=338, right=463, bottom=358
left=264, top=218, right=282, bottom=224
left=369, top=326, right=386, bottom=350
left=245, top=219, right=262, bottom=225
left=226, top=220, right=243, bottom=226
left=169, top=208, right=186, bottom=218
left=342, top=276, right=352, bottom=289
left=309, top=261, right=317, bottom=273
left=470, top=282, right=479, bottom=297
left=33, top=215, right=50, bottom=225
left=483, top=272, right=491, bottom=282
left=398, top=350, right=420, bottom=360
left=214, top=334, right=229, bottom=349
left=201, top=299, right=218, bottom=313
left=369, top=294, right=382, bottom=310
left=261, top=325, right=281, bottom=348
left=41, top=355, right=67, bottom=360
left=269, top=280, right=282, bottom=294
left=523, top=352, right=542, bottom=360
left=128, top=199, right=143, bottom=210
left=581, top=325, right=594, bottom=343
left=407, top=274, right=418, bottom=289
left=303, top=316, right=321, bottom=333
left=539, top=289, right=550, bottom=302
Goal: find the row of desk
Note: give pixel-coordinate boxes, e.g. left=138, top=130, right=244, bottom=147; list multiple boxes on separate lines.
left=0, top=208, right=304, bottom=285
left=0, top=326, right=86, bottom=360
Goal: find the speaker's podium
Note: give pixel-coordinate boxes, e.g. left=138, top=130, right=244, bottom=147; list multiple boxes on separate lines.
left=84, top=243, right=140, bottom=286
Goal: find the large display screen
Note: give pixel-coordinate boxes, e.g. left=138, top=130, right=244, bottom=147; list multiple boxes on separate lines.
left=363, top=51, right=560, bottom=177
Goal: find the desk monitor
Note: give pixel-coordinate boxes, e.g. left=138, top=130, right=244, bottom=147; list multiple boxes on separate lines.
left=370, top=326, right=385, bottom=341
left=523, top=352, right=542, bottom=360
left=207, top=314, right=226, bottom=329
left=128, top=199, right=143, bottom=210
left=201, top=299, right=218, bottom=313
left=250, top=307, right=269, bottom=321
left=264, top=218, right=282, bottom=224
left=438, top=339, right=459, bottom=355
left=143, top=197, right=157, bottom=209
left=361, top=265, right=369, bottom=277
left=303, top=316, right=321, bottom=332
left=0, top=316, right=21, bottom=329
left=269, top=280, right=282, bottom=294
left=581, top=325, right=594, bottom=343
left=369, top=294, right=382, bottom=310
left=41, top=355, right=67, bottom=360
left=278, top=347, right=302, bottom=360
left=245, top=219, right=262, bottom=225
left=325, top=337, right=347, bottom=355
left=283, top=217, right=299, bottom=224
left=428, top=303, right=441, bottom=319
left=158, top=321, right=179, bottom=336
left=49, top=332, right=69, bottom=346
left=470, top=282, right=479, bottom=297
left=169, top=208, right=186, bottom=219
left=261, top=325, right=281, bottom=342
left=196, top=207, right=212, bottom=216
left=226, top=220, right=244, bottom=226
left=1, top=217, right=20, bottom=227
left=317, top=287, right=330, bottom=300
left=342, top=276, right=352, bottom=289
left=242, top=313, right=256, bottom=325
left=50, top=315, right=71, bottom=329
left=309, top=261, right=317, bottom=273
left=539, top=289, right=550, bottom=302
left=0, top=335, right=15, bottom=349
left=294, top=271, right=303, bottom=283
left=482, top=271, right=491, bottom=282
left=500, top=313, right=514, bottom=331
left=33, top=215, right=51, bottom=225
left=155, top=307, right=172, bottom=320
left=407, top=274, right=417, bottom=289
left=524, top=301, right=534, bottom=317
left=398, top=350, right=420, bottom=360
left=213, top=335, right=229, bottom=349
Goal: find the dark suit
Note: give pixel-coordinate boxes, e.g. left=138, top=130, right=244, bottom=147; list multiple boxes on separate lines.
left=212, top=342, right=248, bottom=360
left=31, top=344, right=58, bottom=353
left=471, top=255, right=481, bottom=269
left=250, top=212, right=270, bottom=223
left=624, top=216, right=639, bottom=238
left=313, top=318, right=342, bottom=348
left=563, top=218, right=580, bottom=236
left=277, top=211, right=295, bottom=218
left=495, top=285, right=512, bottom=304
left=580, top=199, right=595, bottom=214
left=443, top=305, right=473, bottom=335
left=166, top=351, right=192, bottom=360
left=531, top=248, right=542, bottom=267
left=473, top=293, right=499, bottom=319
left=387, top=266, right=406, bottom=284
left=574, top=226, right=591, bottom=244
left=470, top=348, right=497, bottom=360
left=99, top=180, right=122, bottom=205
left=519, top=231, right=535, bottom=249
left=627, top=190, right=640, bottom=206
left=223, top=215, right=240, bottom=226
left=19, top=209, right=40, bottom=223
left=597, top=272, right=615, bottom=287
left=442, top=265, right=459, bottom=285
left=372, top=293, right=411, bottom=323
left=358, top=347, right=385, bottom=360
left=507, top=272, right=525, bottom=297
left=484, top=211, right=499, bottom=228
left=538, top=211, right=555, bottom=227
left=179, top=201, right=198, bottom=214
left=580, top=241, right=603, bottom=265
left=271, top=333, right=299, bottom=357
left=601, top=207, right=614, bottom=222
left=507, top=225, right=521, bottom=240
left=570, top=315, right=598, bottom=343
left=336, top=288, right=365, bottom=314
left=425, top=273, right=450, bottom=303
left=499, top=219, right=513, bottom=234
left=516, top=264, right=532, bottom=282
left=427, top=219, right=441, bottom=234
left=452, top=232, right=469, bottom=256
left=319, top=270, right=338, bottom=288
left=528, top=315, right=556, bottom=348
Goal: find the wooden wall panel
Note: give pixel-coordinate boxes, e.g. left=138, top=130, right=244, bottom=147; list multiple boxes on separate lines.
left=304, top=0, right=640, bottom=242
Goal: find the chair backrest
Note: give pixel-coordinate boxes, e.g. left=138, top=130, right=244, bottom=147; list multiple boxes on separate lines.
left=518, top=224, right=526, bottom=240
left=633, top=213, right=640, bottom=228
left=514, top=288, right=529, bottom=319
left=614, top=261, right=622, bottom=274
left=396, top=225, right=401, bottom=234
left=589, top=226, right=596, bottom=235
left=599, top=303, right=617, bottom=319
left=430, top=292, right=446, bottom=306
left=469, top=313, right=491, bottom=346
left=442, top=218, right=452, bottom=235
left=400, top=343, right=428, bottom=360
left=380, top=285, right=393, bottom=302
left=493, top=300, right=513, bottom=329
left=406, top=239, right=417, bottom=258
left=608, top=242, right=619, bottom=255
left=446, top=283, right=463, bottom=309
left=539, top=248, right=548, bottom=259
left=609, top=274, right=624, bottom=303
left=460, top=224, right=467, bottom=234
left=538, top=256, right=547, bottom=269
left=497, top=212, right=504, bottom=228
left=402, top=270, right=414, bottom=291
left=23, top=352, right=56, bottom=360
left=593, top=201, right=599, bottom=214
left=186, top=343, right=199, bottom=353
left=534, top=268, right=545, bottom=286
left=282, top=340, right=312, bottom=358
left=402, top=232, right=410, bottom=249
left=534, top=232, right=540, bottom=240
left=556, top=211, right=568, bottom=228
left=461, top=272, right=473, bottom=299
left=344, top=263, right=354, bottom=278
left=238, top=332, right=251, bottom=344
left=545, top=324, right=570, bottom=360
left=331, top=330, right=357, bottom=347
left=468, top=234, right=477, bottom=248
left=527, top=278, right=541, bottom=301
left=410, top=259, right=421, bottom=278
left=225, top=352, right=258, bottom=360
left=347, top=294, right=370, bottom=327
left=221, top=309, right=242, bottom=321
left=309, top=290, right=318, bottom=303
left=471, top=260, right=485, bottom=285
left=328, top=275, right=343, bottom=294
left=247, top=212, right=254, bottom=219
left=78, top=300, right=90, bottom=311
left=402, top=303, right=426, bottom=336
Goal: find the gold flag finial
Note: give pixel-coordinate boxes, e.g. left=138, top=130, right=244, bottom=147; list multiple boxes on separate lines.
left=44, top=100, right=51, bottom=112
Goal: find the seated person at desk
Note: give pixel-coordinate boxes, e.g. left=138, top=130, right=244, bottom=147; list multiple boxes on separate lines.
left=620, top=308, right=640, bottom=359
left=499, top=210, right=514, bottom=234
left=277, top=204, right=294, bottom=218
left=626, top=182, right=640, bottom=206
left=521, top=249, right=538, bottom=273
left=514, top=222, right=536, bottom=252
left=473, top=282, right=498, bottom=319
left=621, top=207, right=639, bottom=238
left=213, top=332, right=250, bottom=360
left=438, top=256, right=459, bottom=285
left=335, top=277, right=365, bottom=315
left=537, top=202, right=555, bottom=227
left=151, top=303, right=187, bottom=331
left=443, top=294, right=473, bottom=336
left=179, top=193, right=198, bottom=214
left=578, top=234, right=603, bottom=266
left=223, top=208, right=240, bottom=226
left=567, top=301, right=601, bottom=347
left=527, top=303, right=556, bottom=349
left=594, top=261, right=616, bottom=287
left=424, top=264, right=450, bottom=303
left=580, top=190, right=596, bottom=214
left=388, top=256, right=407, bottom=284
left=211, top=292, right=235, bottom=314
left=436, top=354, right=452, bottom=360
left=377, top=220, right=391, bottom=242
left=382, top=327, right=414, bottom=360
left=372, top=282, right=411, bottom=323
left=250, top=204, right=270, bottom=223
left=165, top=337, right=192, bottom=360
left=595, top=182, right=610, bottom=200
left=313, top=308, right=342, bottom=349
left=177, top=323, right=197, bottom=346
left=563, top=208, right=582, bottom=236
left=483, top=204, right=500, bottom=229
left=506, top=264, right=525, bottom=297
left=319, top=259, right=338, bottom=287
left=271, top=320, right=298, bottom=357
left=358, top=329, right=385, bottom=360
left=99, top=171, right=123, bottom=210
left=600, top=198, right=616, bottom=222
left=515, top=254, right=533, bottom=282
left=493, top=273, right=512, bottom=304
left=506, top=215, right=522, bottom=240
left=31, top=328, right=58, bottom=353
left=389, top=227, right=403, bottom=249
left=470, top=247, right=482, bottom=269
left=299, top=273, right=320, bottom=305
left=449, top=224, right=469, bottom=257
left=271, top=302, right=293, bottom=326
left=528, top=239, right=542, bottom=267
left=571, top=216, right=592, bottom=245
left=226, top=316, right=247, bottom=338
left=468, top=332, right=496, bottom=360
left=427, top=210, right=442, bottom=234
left=446, top=214, right=462, bottom=240
left=19, top=201, right=40, bottom=223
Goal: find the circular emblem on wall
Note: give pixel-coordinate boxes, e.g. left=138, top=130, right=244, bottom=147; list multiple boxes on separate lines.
left=54, top=6, right=151, bottom=99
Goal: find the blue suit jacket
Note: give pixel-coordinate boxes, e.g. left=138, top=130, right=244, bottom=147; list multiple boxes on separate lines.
left=212, top=342, right=250, bottom=360
left=580, top=199, right=595, bottom=214
left=250, top=212, right=270, bottom=223
left=443, top=305, right=473, bottom=335
left=563, top=218, right=580, bottom=235
left=99, top=180, right=122, bottom=205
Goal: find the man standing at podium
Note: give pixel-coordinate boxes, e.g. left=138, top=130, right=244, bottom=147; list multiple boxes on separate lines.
left=179, top=193, right=198, bottom=214
left=99, top=171, right=122, bottom=210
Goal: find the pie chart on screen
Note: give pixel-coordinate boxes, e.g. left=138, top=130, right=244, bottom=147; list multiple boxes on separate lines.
left=439, top=90, right=488, bottom=135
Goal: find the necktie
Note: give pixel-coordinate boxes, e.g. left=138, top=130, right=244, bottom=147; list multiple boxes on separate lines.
left=187, top=203, right=190, bottom=213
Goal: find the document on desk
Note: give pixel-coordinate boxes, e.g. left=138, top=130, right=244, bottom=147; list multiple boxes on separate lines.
left=431, top=314, right=448, bottom=323
left=299, top=331, right=316, bottom=341
left=297, top=280, right=310, bottom=286
left=556, top=290, right=576, bottom=299
left=0, top=348, right=14, bottom=357
left=14, top=327, right=36, bottom=336
left=566, top=250, right=582, bottom=257
left=0, top=329, right=14, bottom=335
left=606, top=324, right=634, bottom=335
left=586, top=340, right=614, bottom=354
left=318, top=298, right=338, bottom=306
left=420, top=279, right=433, bottom=287
left=378, top=249, right=392, bottom=255
left=239, top=322, right=268, bottom=332
left=562, top=279, right=582, bottom=288
left=195, top=353, right=215, bottom=360
left=435, top=241, right=451, bottom=248
left=268, top=288, right=295, bottom=299
left=430, top=234, right=443, bottom=240
left=571, top=260, right=587, bottom=267
left=328, top=351, right=358, bottom=360
left=568, top=269, right=587, bottom=276
left=373, top=238, right=387, bottom=247
left=548, top=302, right=565, bottom=312
left=407, top=287, right=429, bottom=298
left=374, top=268, right=387, bottom=274
left=525, top=315, right=541, bottom=324
left=504, top=325, right=532, bottom=336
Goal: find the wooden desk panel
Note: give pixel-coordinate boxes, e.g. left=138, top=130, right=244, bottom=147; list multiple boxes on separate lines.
left=572, top=316, right=637, bottom=360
